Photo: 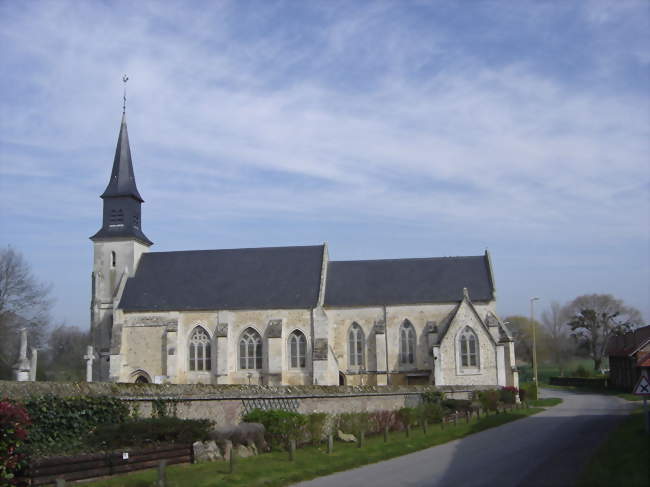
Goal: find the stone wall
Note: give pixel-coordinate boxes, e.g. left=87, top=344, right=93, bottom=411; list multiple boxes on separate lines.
left=0, top=381, right=493, bottom=426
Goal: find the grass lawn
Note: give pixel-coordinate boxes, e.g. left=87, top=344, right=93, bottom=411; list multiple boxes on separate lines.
left=86, top=407, right=547, bottom=487
left=528, top=398, right=562, bottom=407
left=577, top=407, right=650, bottom=487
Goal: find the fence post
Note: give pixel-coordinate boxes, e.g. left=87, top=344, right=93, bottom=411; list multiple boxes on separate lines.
left=406, top=425, right=410, bottom=438
left=357, top=431, right=364, bottom=448
left=328, top=434, right=334, bottom=454
left=289, top=439, right=296, bottom=461
left=55, top=479, right=66, bottom=487
left=453, top=414, right=457, bottom=426
left=229, top=448, right=236, bottom=473
left=422, top=420, right=428, bottom=434
left=466, top=412, right=470, bottom=424
left=157, top=460, right=167, bottom=487
left=383, top=425, right=388, bottom=442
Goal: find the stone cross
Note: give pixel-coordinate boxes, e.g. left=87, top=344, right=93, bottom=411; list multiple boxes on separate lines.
left=13, top=328, right=31, bottom=382
left=29, top=348, right=38, bottom=381
left=84, top=345, right=95, bottom=382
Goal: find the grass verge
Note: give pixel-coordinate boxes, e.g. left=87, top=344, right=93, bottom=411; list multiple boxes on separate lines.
left=528, top=398, right=562, bottom=407
left=87, top=408, right=544, bottom=487
left=577, top=407, right=650, bottom=487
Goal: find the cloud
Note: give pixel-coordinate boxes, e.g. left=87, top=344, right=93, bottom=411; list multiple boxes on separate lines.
left=0, top=0, right=648, bottom=325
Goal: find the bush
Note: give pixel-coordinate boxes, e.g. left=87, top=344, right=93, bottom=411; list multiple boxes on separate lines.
left=242, top=409, right=307, bottom=450
left=417, top=403, right=444, bottom=424
left=338, top=412, right=370, bottom=436
left=422, top=391, right=444, bottom=404
left=369, top=410, right=398, bottom=433
left=500, top=386, right=518, bottom=405
left=91, top=417, right=213, bottom=449
left=1, top=401, right=30, bottom=485
left=478, top=390, right=500, bottom=412
left=397, top=407, right=418, bottom=429
left=21, top=394, right=130, bottom=455
left=441, top=399, right=473, bottom=413
left=574, top=365, right=590, bottom=378
left=305, top=413, right=328, bottom=445
left=519, top=382, right=538, bottom=402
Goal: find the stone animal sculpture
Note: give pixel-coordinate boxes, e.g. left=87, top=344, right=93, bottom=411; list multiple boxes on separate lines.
left=209, top=422, right=268, bottom=453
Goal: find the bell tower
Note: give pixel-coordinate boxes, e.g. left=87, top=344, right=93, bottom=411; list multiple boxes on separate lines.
left=90, top=81, right=152, bottom=381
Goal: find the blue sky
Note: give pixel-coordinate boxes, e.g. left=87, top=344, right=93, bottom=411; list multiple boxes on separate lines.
left=1, top=0, right=648, bottom=328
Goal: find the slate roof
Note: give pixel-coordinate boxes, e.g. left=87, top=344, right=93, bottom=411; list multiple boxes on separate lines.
left=324, top=255, right=494, bottom=307
left=119, top=245, right=325, bottom=311
left=101, top=114, right=144, bottom=202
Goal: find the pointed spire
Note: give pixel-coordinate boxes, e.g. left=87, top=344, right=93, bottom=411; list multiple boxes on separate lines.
left=100, top=113, right=144, bottom=202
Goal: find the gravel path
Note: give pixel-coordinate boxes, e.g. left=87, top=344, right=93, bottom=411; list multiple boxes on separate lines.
left=292, top=388, right=635, bottom=487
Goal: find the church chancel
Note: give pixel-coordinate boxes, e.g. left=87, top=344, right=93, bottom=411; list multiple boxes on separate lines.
left=90, top=95, right=518, bottom=388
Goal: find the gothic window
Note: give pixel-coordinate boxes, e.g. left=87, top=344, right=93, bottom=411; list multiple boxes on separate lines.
left=240, top=328, right=262, bottom=370
left=189, top=326, right=211, bottom=371
left=110, top=251, right=116, bottom=268
left=288, top=330, right=307, bottom=369
left=399, top=320, right=416, bottom=365
left=459, top=327, right=479, bottom=368
left=348, top=322, right=365, bottom=367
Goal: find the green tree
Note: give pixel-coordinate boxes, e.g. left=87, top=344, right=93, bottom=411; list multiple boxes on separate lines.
left=565, top=294, right=644, bottom=371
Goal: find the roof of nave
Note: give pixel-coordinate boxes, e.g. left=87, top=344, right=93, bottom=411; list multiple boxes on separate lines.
left=119, top=245, right=325, bottom=311
left=324, top=254, right=494, bottom=307
left=119, top=248, right=495, bottom=312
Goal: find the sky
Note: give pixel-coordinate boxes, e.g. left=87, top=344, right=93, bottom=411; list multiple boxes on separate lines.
left=0, top=0, right=648, bottom=329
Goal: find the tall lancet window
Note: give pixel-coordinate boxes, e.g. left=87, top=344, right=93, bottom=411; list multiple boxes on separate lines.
left=459, top=327, right=479, bottom=368
left=399, top=320, right=416, bottom=365
left=348, top=322, right=365, bottom=367
left=189, top=326, right=211, bottom=371
left=288, top=330, right=307, bottom=369
left=240, top=328, right=262, bottom=370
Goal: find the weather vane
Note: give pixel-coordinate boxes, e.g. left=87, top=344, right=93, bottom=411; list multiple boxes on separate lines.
left=122, top=74, right=129, bottom=114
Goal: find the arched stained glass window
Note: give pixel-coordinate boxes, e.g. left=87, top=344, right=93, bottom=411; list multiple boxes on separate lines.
left=189, top=326, right=211, bottom=371
left=240, top=328, right=262, bottom=370
left=399, top=320, right=416, bottom=364
left=459, top=327, right=478, bottom=368
left=288, top=330, right=307, bottom=369
left=348, top=323, right=365, bottom=367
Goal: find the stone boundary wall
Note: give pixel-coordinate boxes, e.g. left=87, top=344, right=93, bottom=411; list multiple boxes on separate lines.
left=0, top=381, right=498, bottom=426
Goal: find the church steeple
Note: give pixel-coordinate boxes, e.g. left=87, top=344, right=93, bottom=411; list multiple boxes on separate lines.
left=100, top=114, right=144, bottom=202
left=90, top=113, right=152, bottom=246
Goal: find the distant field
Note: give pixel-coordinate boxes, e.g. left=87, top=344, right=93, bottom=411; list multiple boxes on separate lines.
left=518, top=358, right=597, bottom=384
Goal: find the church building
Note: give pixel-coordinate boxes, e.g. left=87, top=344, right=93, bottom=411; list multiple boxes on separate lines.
left=90, top=113, right=518, bottom=388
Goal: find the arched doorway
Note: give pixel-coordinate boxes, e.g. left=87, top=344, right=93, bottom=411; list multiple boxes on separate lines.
left=339, top=371, right=346, bottom=386
left=135, top=375, right=149, bottom=384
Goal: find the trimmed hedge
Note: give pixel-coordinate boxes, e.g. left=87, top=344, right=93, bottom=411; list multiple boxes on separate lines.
left=549, top=377, right=607, bottom=388
left=20, top=394, right=130, bottom=455
left=90, top=417, right=213, bottom=449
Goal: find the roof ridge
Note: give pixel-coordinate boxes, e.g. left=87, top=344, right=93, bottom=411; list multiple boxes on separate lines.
left=329, top=255, right=483, bottom=264
left=146, top=244, right=324, bottom=256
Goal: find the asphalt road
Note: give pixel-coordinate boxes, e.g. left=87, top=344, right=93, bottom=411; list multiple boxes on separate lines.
left=293, top=388, right=636, bottom=487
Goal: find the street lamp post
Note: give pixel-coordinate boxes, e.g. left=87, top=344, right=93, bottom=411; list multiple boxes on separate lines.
left=530, top=297, right=540, bottom=386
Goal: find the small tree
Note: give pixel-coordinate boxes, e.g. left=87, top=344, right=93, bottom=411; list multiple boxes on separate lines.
left=565, top=294, right=644, bottom=371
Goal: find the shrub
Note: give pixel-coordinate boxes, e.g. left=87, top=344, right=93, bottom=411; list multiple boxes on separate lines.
left=441, top=399, right=473, bottom=413
left=519, top=382, right=538, bottom=402
left=369, top=410, right=398, bottom=433
left=21, top=394, right=130, bottom=455
left=418, top=402, right=444, bottom=424
left=397, top=407, right=418, bottom=429
left=422, top=391, right=444, bottom=404
left=519, top=388, right=527, bottom=403
left=574, top=365, right=590, bottom=378
left=242, top=409, right=307, bottom=450
left=1, top=401, right=30, bottom=485
left=91, top=417, right=213, bottom=449
left=478, top=390, right=500, bottom=412
left=338, top=412, right=370, bottom=436
left=305, top=413, right=328, bottom=445
left=500, top=386, right=518, bottom=405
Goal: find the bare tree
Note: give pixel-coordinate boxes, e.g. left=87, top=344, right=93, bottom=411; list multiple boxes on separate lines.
left=565, top=294, right=644, bottom=371
left=40, top=324, right=89, bottom=381
left=504, top=315, right=550, bottom=365
left=0, top=246, right=52, bottom=378
left=541, top=301, right=573, bottom=375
